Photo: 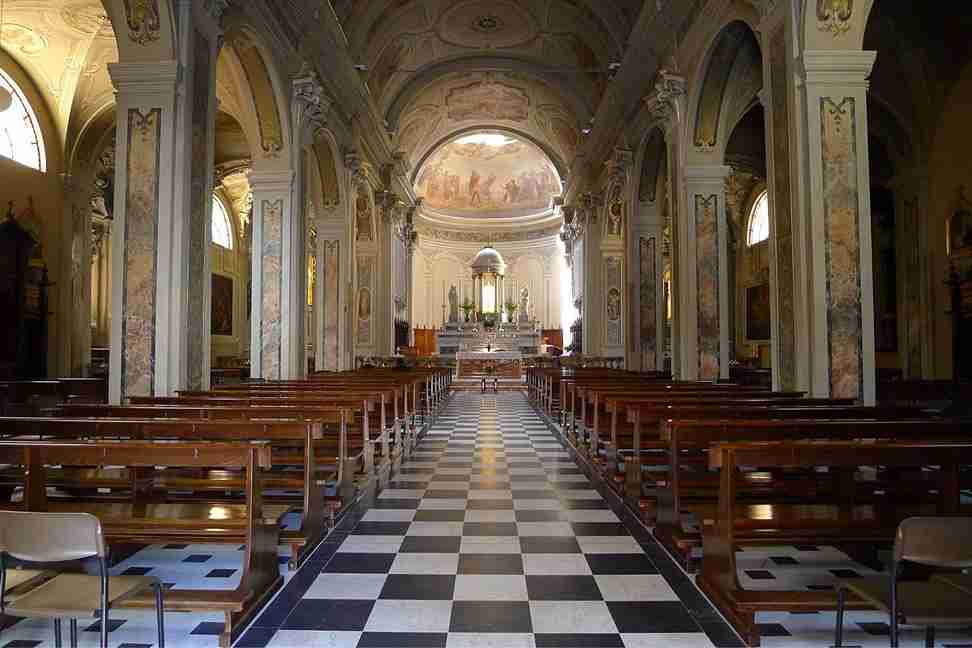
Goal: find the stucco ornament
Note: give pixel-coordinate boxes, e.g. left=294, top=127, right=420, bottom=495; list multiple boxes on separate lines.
left=817, top=0, right=853, bottom=36
left=123, top=0, right=161, bottom=45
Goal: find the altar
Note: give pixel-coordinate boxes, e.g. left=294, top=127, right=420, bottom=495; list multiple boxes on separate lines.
left=436, top=246, right=542, bottom=361
left=455, top=350, right=523, bottom=379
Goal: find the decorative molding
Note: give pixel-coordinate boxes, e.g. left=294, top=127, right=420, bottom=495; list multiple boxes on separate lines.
left=293, top=70, right=332, bottom=129
left=816, top=0, right=854, bottom=36
left=122, top=0, right=161, bottom=45
left=203, top=0, right=230, bottom=21
left=643, top=70, right=686, bottom=125
left=417, top=224, right=562, bottom=243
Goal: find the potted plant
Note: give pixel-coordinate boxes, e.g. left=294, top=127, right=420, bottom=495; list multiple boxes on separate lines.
left=504, top=301, right=518, bottom=323
left=460, top=299, right=475, bottom=323
left=482, top=310, right=497, bottom=328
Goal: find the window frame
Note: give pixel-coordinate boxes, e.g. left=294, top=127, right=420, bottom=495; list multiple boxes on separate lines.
left=746, top=189, right=770, bottom=247
left=0, top=66, right=47, bottom=172
left=211, top=194, right=234, bottom=250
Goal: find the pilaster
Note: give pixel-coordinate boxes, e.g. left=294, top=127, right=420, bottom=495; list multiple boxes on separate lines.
left=683, top=165, right=732, bottom=380
left=800, top=49, right=877, bottom=403
left=108, top=60, right=179, bottom=403
left=249, top=169, right=296, bottom=380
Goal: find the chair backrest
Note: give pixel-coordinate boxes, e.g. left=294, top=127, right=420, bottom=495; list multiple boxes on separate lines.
left=895, top=517, right=972, bottom=569
left=0, top=511, right=106, bottom=563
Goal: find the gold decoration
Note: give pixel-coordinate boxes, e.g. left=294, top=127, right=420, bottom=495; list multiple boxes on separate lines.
left=816, top=0, right=853, bottom=36
left=123, top=0, right=161, bottom=45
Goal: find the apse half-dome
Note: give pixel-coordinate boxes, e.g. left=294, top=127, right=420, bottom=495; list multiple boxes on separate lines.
left=414, top=131, right=561, bottom=220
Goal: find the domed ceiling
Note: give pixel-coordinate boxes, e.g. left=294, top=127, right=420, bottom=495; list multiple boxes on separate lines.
left=415, top=131, right=561, bottom=220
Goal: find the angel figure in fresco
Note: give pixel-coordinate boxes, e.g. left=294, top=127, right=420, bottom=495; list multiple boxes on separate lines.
left=469, top=170, right=482, bottom=207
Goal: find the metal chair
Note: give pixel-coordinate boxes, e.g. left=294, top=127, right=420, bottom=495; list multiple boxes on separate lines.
left=0, top=510, right=165, bottom=648
left=835, top=517, right=972, bottom=648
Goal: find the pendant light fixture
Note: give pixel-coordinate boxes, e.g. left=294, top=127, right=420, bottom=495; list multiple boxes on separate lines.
left=0, top=0, right=12, bottom=113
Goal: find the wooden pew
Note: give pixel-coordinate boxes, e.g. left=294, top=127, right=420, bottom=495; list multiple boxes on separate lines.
left=0, top=415, right=349, bottom=570
left=696, top=439, right=972, bottom=646
left=652, top=417, right=960, bottom=564
left=0, top=439, right=279, bottom=648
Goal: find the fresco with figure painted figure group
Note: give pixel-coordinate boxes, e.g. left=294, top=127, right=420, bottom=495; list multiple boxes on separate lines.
left=415, top=132, right=560, bottom=219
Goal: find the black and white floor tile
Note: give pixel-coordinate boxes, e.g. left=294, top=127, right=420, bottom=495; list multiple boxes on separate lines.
left=6, top=391, right=972, bottom=647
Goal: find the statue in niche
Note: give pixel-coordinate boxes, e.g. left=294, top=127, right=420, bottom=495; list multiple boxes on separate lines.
left=448, top=285, right=458, bottom=322
left=355, top=192, right=373, bottom=241
left=519, top=287, right=530, bottom=323
left=358, top=287, right=371, bottom=321
left=607, top=288, right=621, bottom=321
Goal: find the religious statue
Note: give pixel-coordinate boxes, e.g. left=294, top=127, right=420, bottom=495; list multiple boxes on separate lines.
left=607, top=288, right=621, bottom=321
left=358, top=287, right=371, bottom=320
left=519, top=287, right=530, bottom=323
left=608, top=199, right=624, bottom=237
left=448, top=285, right=459, bottom=322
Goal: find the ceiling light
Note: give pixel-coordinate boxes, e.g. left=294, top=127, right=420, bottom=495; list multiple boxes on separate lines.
left=581, top=128, right=592, bottom=135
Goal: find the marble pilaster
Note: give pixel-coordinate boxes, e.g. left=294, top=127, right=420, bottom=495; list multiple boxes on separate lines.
left=801, top=50, right=877, bottom=402
left=684, top=165, right=732, bottom=381
left=108, top=61, right=179, bottom=403
left=249, top=170, right=295, bottom=380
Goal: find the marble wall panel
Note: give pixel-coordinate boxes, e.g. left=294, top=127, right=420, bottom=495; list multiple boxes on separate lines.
left=357, top=257, right=373, bottom=345
left=605, top=257, right=622, bottom=347
left=186, top=29, right=211, bottom=390
left=820, top=97, right=862, bottom=399
left=261, top=199, right=283, bottom=378
left=122, top=108, right=161, bottom=397
left=902, top=198, right=921, bottom=377
left=640, top=237, right=657, bottom=370
left=770, top=26, right=796, bottom=388
left=696, top=194, right=720, bottom=380
left=323, top=240, right=340, bottom=370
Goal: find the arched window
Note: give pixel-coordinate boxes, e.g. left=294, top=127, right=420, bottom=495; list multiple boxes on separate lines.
left=212, top=195, right=233, bottom=249
left=747, top=190, right=769, bottom=246
left=0, top=67, right=46, bottom=172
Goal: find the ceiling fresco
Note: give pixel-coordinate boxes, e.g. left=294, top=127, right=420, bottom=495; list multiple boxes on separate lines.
left=415, top=131, right=561, bottom=219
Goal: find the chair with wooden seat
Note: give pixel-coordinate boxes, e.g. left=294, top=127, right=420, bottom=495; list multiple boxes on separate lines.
left=0, top=510, right=165, bottom=648
left=835, top=517, right=972, bottom=648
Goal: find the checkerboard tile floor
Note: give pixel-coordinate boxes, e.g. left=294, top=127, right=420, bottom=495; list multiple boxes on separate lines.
left=238, top=392, right=721, bottom=648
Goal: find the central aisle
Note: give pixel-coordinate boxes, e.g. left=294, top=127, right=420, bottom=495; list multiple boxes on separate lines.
left=260, top=392, right=717, bottom=648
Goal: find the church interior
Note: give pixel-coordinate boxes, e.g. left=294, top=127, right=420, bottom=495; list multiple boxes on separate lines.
left=2, top=1, right=972, bottom=647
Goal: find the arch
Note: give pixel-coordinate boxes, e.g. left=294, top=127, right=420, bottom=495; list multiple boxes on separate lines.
left=691, top=20, right=762, bottom=150
left=410, top=125, right=570, bottom=189
left=312, top=130, right=343, bottom=209
left=99, top=0, right=177, bottom=62
left=385, top=56, right=593, bottom=132
left=0, top=65, right=47, bottom=172
left=638, top=128, right=666, bottom=203
left=803, top=0, right=878, bottom=51
left=218, top=23, right=289, bottom=161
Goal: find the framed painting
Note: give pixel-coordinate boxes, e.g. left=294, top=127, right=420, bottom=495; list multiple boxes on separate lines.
left=746, top=283, right=771, bottom=342
left=211, top=274, right=233, bottom=336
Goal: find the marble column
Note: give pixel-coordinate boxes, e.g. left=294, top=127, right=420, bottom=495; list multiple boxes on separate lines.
left=633, top=214, right=665, bottom=372
left=108, top=61, right=179, bottom=403
left=249, top=170, right=296, bottom=380
left=683, top=165, right=732, bottom=381
left=60, top=174, right=93, bottom=377
left=315, top=220, right=344, bottom=372
left=801, top=50, right=877, bottom=402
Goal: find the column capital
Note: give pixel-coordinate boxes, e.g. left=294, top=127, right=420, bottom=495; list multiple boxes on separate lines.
left=643, top=70, right=686, bottom=125
left=293, top=68, right=333, bottom=129
left=802, top=50, right=877, bottom=87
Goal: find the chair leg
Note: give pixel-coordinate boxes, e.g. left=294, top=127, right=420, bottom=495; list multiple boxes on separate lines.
left=54, top=619, right=63, bottom=648
left=155, top=582, right=166, bottom=648
left=69, top=619, right=78, bottom=648
left=925, top=625, right=934, bottom=648
left=834, top=586, right=845, bottom=648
